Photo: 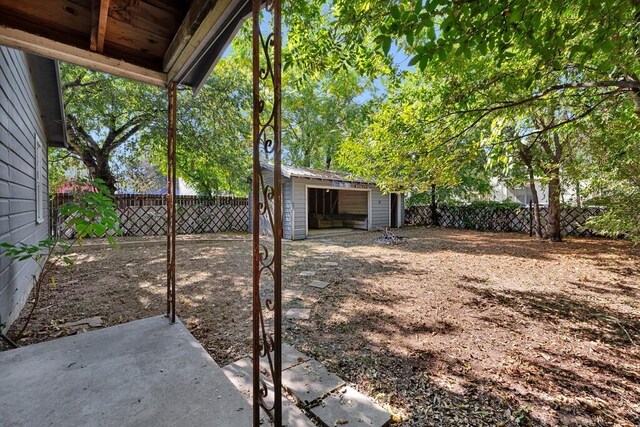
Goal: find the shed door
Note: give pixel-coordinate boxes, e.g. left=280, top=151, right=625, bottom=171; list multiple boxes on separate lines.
left=390, top=193, right=399, bottom=228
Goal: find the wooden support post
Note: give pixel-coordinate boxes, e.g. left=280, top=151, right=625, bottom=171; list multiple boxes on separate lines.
left=166, top=81, right=177, bottom=323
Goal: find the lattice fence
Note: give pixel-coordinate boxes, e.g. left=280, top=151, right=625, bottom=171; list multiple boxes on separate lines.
left=51, top=194, right=249, bottom=238
left=405, top=204, right=606, bottom=237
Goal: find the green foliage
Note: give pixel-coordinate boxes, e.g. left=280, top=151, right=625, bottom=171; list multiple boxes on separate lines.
left=48, top=148, right=86, bottom=193
left=284, top=69, right=369, bottom=169
left=61, top=64, right=165, bottom=193
left=0, top=180, right=120, bottom=339
left=144, top=43, right=253, bottom=197
left=336, top=71, right=493, bottom=194
left=0, top=180, right=122, bottom=264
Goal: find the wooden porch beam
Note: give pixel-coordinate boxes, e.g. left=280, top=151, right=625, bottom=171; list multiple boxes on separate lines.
left=0, top=25, right=167, bottom=86
left=163, top=0, right=232, bottom=83
left=90, top=0, right=110, bottom=54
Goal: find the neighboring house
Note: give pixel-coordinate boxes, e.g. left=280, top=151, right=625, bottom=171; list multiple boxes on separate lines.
left=126, top=179, right=198, bottom=196
left=480, top=178, right=580, bottom=207
left=0, top=47, right=66, bottom=332
left=57, top=180, right=96, bottom=194
left=256, top=163, right=404, bottom=240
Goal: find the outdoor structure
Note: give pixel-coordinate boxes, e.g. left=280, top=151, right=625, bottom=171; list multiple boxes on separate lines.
left=0, top=0, right=285, bottom=425
left=258, top=164, right=405, bottom=240
left=476, top=177, right=581, bottom=207
left=0, top=47, right=66, bottom=332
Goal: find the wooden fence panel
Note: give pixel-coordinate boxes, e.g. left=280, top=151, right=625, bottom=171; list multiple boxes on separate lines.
left=51, top=194, right=249, bottom=238
left=405, top=204, right=606, bottom=237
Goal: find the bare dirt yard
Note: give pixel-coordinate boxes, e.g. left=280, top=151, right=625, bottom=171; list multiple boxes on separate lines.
left=4, top=228, right=639, bottom=426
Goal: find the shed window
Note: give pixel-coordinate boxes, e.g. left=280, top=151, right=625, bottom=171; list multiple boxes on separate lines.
left=35, top=135, right=44, bottom=224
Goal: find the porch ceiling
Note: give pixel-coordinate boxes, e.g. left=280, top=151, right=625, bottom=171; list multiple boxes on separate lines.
left=0, top=0, right=252, bottom=88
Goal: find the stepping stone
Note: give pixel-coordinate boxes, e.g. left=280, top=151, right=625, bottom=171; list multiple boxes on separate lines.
left=311, top=386, right=391, bottom=427
left=307, top=280, right=330, bottom=289
left=223, top=358, right=315, bottom=427
left=60, top=316, right=103, bottom=329
left=222, top=357, right=254, bottom=399
left=285, top=308, right=311, bottom=320
left=323, top=262, right=339, bottom=267
left=299, top=271, right=316, bottom=277
left=282, top=359, right=346, bottom=406
left=260, top=343, right=311, bottom=374
left=283, top=290, right=304, bottom=300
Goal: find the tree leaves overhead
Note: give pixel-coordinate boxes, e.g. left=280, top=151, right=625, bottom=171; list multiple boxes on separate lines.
left=61, top=64, right=165, bottom=193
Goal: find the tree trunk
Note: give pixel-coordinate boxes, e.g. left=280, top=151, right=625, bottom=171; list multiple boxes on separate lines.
left=538, top=131, right=565, bottom=242
left=325, top=155, right=332, bottom=170
left=82, top=151, right=117, bottom=194
left=518, top=143, right=543, bottom=238
left=430, top=183, right=439, bottom=226
left=527, top=168, right=544, bottom=238
left=546, top=167, right=562, bottom=242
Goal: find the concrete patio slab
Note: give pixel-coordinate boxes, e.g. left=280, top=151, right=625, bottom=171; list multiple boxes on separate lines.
left=0, top=316, right=251, bottom=426
left=282, top=359, right=346, bottom=406
left=222, top=357, right=315, bottom=427
left=285, top=308, right=311, bottom=320
left=307, top=280, right=330, bottom=289
left=310, top=386, right=391, bottom=427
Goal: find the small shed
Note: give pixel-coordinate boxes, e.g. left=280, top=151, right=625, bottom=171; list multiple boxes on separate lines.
left=257, top=164, right=404, bottom=240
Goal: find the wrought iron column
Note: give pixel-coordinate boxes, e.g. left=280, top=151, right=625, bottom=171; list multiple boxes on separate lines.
left=166, top=81, right=177, bottom=324
left=252, top=0, right=282, bottom=425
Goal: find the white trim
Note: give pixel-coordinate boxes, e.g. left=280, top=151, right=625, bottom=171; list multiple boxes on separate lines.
left=35, top=134, right=44, bottom=224
left=368, top=190, right=372, bottom=231
left=304, top=184, right=372, bottom=237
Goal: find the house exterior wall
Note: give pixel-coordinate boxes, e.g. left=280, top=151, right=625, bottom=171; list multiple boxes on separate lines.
left=370, top=186, right=390, bottom=230
left=0, top=47, right=49, bottom=332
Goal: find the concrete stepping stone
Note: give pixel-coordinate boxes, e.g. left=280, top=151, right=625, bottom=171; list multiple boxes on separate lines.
left=283, top=290, right=304, bottom=300
left=310, top=386, right=391, bottom=427
left=299, top=271, right=316, bottom=277
left=323, top=262, right=339, bottom=267
left=285, top=308, right=311, bottom=320
left=260, top=343, right=311, bottom=374
left=282, top=359, right=346, bottom=406
left=222, top=358, right=315, bottom=427
left=307, top=280, right=329, bottom=289
left=60, top=316, right=103, bottom=329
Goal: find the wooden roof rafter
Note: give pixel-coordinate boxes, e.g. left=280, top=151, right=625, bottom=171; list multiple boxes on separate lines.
left=90, top=0, right=110, bottom=54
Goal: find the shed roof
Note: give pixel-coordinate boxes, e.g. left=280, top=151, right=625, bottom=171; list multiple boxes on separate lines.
left=263, top=163, right=374, bottom=185
left=26, top=53, right=67, bottom=148
left=0, top=0, right=253, bottom=89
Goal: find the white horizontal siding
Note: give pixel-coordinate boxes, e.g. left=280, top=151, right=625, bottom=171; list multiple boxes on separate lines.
left=370, top=187, right=390, bottom=230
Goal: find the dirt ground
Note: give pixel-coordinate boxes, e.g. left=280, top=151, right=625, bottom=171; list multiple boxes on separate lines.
left=3, top=228, right=639, bottom=426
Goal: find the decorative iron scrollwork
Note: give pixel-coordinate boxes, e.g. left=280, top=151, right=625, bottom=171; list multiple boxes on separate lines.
left=252, top=0, right=282, bottom=425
